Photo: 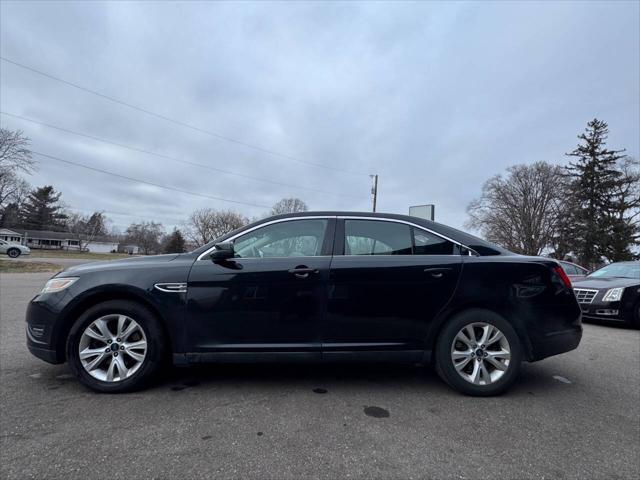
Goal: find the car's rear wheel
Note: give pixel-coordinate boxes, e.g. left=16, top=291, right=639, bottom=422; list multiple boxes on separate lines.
left=7, top=248, right=21, bottom=258
left=435, top=309, right=522, bottom=396
left=67, top=300, right=166, bottom=393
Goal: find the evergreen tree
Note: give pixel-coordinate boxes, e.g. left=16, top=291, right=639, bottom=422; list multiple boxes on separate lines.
left=0, top=202, right=21, bottom=229
left=20, top=185, right=67, bottom=231
left=565, top=119, right=627, bottom=267
left=162, top=228, right=186, bottom=253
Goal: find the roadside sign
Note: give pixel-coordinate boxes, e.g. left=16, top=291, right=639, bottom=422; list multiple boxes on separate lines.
left=409, top=204, right=435, bottom=221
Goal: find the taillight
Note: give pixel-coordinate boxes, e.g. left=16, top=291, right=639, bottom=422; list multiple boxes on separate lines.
left=553, top=265, right=572, bottom=290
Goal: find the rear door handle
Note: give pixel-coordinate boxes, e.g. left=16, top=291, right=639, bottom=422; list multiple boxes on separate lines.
left=423, top=267, right=452, bottom=279
left=288, top=267, right=319, bottom=279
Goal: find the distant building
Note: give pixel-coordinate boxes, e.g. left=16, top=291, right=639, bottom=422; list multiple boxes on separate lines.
left=120, top=244, right=140, bottom=255
left=19, top=230, right=120, bottom=253
left=0, top=228, right=23, bottom=243
left=0, top=228, right=145, bottom=254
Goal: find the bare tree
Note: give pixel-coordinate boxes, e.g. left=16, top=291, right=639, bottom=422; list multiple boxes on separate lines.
left=0, top=129, right=35, bottom=173
left=0, top=171, right=29, bottom=209
left=186, top=208, right=248, bottom=247
left=66, top=212, right=109, bottom=251
left=0, top=129, right=34, bottom=212
left=465, top=162, right=568, bottom=256
left=605, top=156, right=640, bottom=260
left=271, top=197, right=308, bottom=216
left=125, top=221, right=165, bottom=255
left=615, top=157, right=640, bottom=221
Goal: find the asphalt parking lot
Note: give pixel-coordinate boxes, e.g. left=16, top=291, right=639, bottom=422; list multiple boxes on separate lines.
left=1, top=271, right=639, bottom=479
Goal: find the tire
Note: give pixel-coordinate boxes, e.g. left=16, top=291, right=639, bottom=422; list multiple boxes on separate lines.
left=435, top=309, right=523, bottom=396
left=7, top=248, right=21, bottom=258
left=67, top=300, right=167, bottom=393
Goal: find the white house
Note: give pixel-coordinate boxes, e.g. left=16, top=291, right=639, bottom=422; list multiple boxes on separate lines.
left=0, top=228, right=23, bottom=243
left=120, top=244, right=140, bottom=255
left=84, top=238, right=121, bottom=253
left=20, top=230, right=120, bottom=253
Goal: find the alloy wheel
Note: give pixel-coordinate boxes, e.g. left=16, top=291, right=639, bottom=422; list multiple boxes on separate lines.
left=450, top=322, right=511, bottom=385
left=78, top=314, right=148, bottom=382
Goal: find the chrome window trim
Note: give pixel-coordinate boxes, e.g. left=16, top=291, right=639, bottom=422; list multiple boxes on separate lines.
left=339, top=254, right=466, bottom=258
left=197, top=215, right=474, bottom=261
left=196, top=216, right=336, bottom=261
left=154, top=283, right=188, bottom=293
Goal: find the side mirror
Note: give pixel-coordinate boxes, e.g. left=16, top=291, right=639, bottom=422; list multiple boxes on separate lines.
left=209, top=242, right=234, bottom=261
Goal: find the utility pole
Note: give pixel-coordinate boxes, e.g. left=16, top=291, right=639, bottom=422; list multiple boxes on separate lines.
left=370, top=174, right=378, bottom=212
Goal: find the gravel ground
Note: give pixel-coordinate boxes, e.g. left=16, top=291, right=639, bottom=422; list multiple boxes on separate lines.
left=1, top=272, right=639, bottom=479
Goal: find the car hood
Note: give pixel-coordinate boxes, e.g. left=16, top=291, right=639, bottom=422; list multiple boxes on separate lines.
left=572, top=276, right=640, bottom=289
left=59, top=253, right=183, bottom=276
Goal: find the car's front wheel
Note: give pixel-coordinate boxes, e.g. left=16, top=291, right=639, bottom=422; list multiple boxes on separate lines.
left=7, top=248, right=21, bottom=258
left=435, top=309, right=523, bottom=396
left=67, top=300, right=166, bottom=393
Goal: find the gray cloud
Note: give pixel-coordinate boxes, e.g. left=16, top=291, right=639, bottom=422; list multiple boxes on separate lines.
left=1, top=0, right=638, bottom=233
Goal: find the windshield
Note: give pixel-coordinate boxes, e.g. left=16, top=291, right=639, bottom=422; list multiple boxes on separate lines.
left=588, top=263, right=640, bottom=279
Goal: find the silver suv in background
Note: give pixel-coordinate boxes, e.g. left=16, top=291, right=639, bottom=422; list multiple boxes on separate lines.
left=0, top=240, right=30, bottom=258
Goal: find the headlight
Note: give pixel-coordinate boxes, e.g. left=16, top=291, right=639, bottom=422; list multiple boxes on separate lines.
left=41, top=277, right=79, bottom=294
left=602, top=287, right=624, bottom=302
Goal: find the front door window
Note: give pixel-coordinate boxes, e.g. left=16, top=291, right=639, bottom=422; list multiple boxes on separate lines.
left=234, top=219, right=328, bottom=258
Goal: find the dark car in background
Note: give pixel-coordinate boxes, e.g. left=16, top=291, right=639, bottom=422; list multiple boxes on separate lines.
left=26, top=212, right=582, bottom=396
left=559, top=260, right=590, bottom=280
left=572, top=261, right=640, bottom=327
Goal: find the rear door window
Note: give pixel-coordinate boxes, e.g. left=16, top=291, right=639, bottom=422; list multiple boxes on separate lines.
left=345, top=220, right=412, bottom=255
left=343, top=220, right=456, bottom=256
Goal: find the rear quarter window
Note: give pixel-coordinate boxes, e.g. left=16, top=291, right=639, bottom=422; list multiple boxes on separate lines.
left=412, top=229, right=456, bottom=255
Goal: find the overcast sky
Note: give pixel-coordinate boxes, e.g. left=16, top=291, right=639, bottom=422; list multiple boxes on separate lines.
left=1, top=0, right=638, bottom=234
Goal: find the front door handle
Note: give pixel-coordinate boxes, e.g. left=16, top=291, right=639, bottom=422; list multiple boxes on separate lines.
left=288, top=267, right=319, bottom=279
left=423, top=267, right=452, bottom=279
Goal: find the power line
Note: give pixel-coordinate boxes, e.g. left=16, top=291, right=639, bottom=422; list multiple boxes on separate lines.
left=31, top=151, right=271, bottom=209
left=1, top=56, right=368, bottom=176
left=1, top=111, right=366, bottom=200
left=65, top=205, right=186, bottom=226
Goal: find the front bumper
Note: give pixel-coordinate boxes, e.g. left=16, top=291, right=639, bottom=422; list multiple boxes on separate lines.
left=580, top=301, right=626, bottom=322
left=26, top=297, right=66, bottom=364
left=27, top=342, right=61, bottom=363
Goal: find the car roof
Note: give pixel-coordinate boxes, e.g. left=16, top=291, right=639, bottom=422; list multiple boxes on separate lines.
left=193, top=211, right=512, bottom=256
left=560, top=260, right=587, bottom=269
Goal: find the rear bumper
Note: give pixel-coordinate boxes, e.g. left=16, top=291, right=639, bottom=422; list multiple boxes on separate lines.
left=529, top=325, right=582, bottom=361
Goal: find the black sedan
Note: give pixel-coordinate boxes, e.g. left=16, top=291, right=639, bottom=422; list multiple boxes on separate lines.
left=572, top=261, right=640, bottom=327
left=26, top=212, right=582, bottom=396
